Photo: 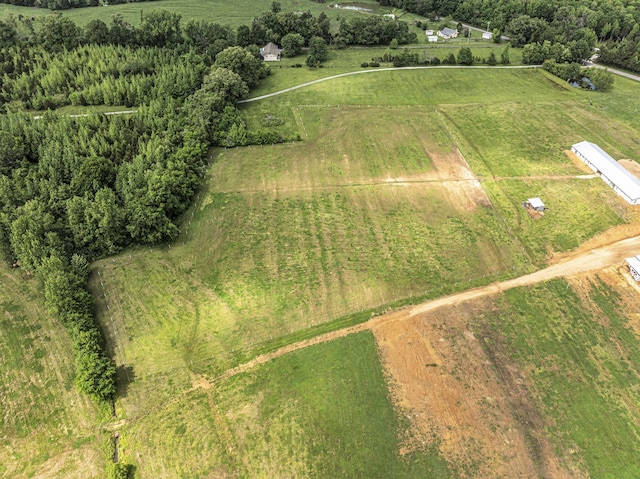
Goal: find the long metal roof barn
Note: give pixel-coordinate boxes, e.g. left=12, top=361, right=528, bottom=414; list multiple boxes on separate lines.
left=626, top=255, right=640, bottom=281
left=571, top=141, right=640, bottom=205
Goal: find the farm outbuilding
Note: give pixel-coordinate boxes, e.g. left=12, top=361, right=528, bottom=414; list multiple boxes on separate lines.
left=438, top=27, right=458, bottom=39
left=571, top=141, right=640, bottom=205
left=526, top=198, right=545, bottom=211
left=482, top=32, right=493, bottom=40
left=260, top=42, right=282, bottom=61
left=425, top=29, right=435, bottom=35
left=626, top=255, right=640, bottom=281
left=427, top=35, right=438, bottom=42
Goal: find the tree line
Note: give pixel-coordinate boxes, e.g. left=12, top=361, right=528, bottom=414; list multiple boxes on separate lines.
left=0, top=11, right=286, bottom=406
left=377, top=0, right=640, bottom=42
left=0, top=0, right=156, bottom=10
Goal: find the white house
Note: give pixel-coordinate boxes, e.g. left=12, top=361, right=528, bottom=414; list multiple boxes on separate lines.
left=571, top=141, right=640, bottom=205
left=482, top=31, right=493, bottom=40
left=438, top=27, right=458, bottom=39
left=626, top=255, right=640, bottom=281
left=427, top=35, right=438, bottom=43
left=260, top=42, right=282, bottom=61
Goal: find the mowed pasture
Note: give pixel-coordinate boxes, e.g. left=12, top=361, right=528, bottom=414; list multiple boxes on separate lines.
left=0, top=264, right=103, bottom=479
left=252, top=46, right=525, bottom=97
left=122, top=332, right=453, bottom=478
left=92, top=101, right=528, bottom=418
left=0, top=0, right=386, bottom=27
left=88, top=68, right=640, bottom=475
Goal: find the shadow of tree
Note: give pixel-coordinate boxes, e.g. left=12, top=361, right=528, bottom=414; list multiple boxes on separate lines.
left=115, top=364, right=135, bottom=398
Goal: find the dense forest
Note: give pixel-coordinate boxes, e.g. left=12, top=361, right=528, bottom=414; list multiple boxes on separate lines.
left=0, top=11, right=278, bottom=406
left=379, top=0, right=640, bottom=71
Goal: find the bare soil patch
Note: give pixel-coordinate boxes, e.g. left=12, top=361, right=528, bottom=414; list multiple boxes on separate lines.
left=564, top=150, right=594, bottom=174
left=382, top=146, right=491, bottom=212
left=373, top=301, right=581, bottom=478
left=619, top=159, right=640, bottom=179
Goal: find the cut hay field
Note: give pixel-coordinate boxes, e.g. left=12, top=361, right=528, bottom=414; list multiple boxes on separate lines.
left=0, top=0, right=386, bottom=27
left=83, top=67, right=640, bottom=476
left=0, top=264, right=103, bottom=479
left=122, top=331, right=453, bottom=477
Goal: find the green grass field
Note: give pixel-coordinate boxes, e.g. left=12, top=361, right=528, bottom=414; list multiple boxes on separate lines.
left=476, top=278, right=640, bottom=477
left=5, top=51, right=640, bottom=477
left=91, top=99, right=531, bottom=419
left=0, top=264, right=104, bottom=479
left=83, top=67, right=640, bottom=476
left=442, top=101, right=640, bottom=177
left=252, top=45, right=524, bottom=96
left=0, top=0, right=386, bottom=27
left=121, top=332, right=453, bottom=478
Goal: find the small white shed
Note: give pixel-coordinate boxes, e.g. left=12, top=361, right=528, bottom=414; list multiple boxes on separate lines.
left=526, top=198, right=545, bottom=212
left=482, top=31, right=493, bottom=40
left=427, top=35, right=438, bottom=42
left=425, top=29, right=434, bottom=35
left=626, top=256, right=640, bottom=281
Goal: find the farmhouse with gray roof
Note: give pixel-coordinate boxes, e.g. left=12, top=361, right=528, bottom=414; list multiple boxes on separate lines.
left=438, top=27, right=458, bottom=39
left=260, top=42, right=282, bottom=61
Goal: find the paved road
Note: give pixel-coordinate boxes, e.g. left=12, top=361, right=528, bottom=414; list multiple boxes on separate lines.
left=239, top=65, right=540, bottom=103
left=585, top=61, right=640, bottom=82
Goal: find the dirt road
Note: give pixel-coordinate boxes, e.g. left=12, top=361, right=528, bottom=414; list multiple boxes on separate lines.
left=213, top=233, right=640, bottom=383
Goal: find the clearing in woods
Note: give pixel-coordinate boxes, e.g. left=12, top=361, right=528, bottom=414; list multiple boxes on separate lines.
left=87, top=69, right=640, bottom=476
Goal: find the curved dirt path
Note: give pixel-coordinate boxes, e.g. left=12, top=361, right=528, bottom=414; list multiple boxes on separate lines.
left=213, top=234, right=640, bottom=383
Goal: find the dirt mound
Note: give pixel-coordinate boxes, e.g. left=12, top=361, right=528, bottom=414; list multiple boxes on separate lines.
left=618, top=159, right=640, bottom=179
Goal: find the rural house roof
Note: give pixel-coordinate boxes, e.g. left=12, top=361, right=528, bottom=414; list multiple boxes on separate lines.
left=572, top=141, right=640, bottom=203
left=261, top=42, right=282, bottom=55
left=440, top=27, right=457, bottom=37
left=527, top=198, right=545, bottom=209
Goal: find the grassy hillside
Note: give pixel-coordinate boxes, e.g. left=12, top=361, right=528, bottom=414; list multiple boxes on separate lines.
left=0, top=264, right=103, bottom=479
left=479, top=276, right=640, bottom=477
left=121, top=332, right=453, bottom=477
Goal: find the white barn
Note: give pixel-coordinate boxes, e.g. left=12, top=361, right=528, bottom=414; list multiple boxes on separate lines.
left=571, top=141, right=640, bottom=205
left=626, top=255, right=640, bottom=281
left=260, top=42, right=282, bottom=61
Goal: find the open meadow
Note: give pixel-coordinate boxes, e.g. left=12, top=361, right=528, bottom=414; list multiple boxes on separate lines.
left=0, top=0, right=389, bottom=27
left=0, top=263, right=104, bottom=479
left=82, top=67, right=640, bottom=475
left=120, top=331, right=454, bottom=477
